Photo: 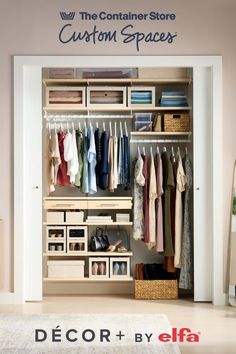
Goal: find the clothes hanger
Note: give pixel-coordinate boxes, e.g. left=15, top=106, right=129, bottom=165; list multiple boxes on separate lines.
left=171, top=145, right=175, bottom=162
left=54, top=122, right=57, bottom=133
left=48, top=122, right=51, bottom=139
left=124, top=121, right=128, bottom=137
left=120, top=121, right=123, bottom=137
left=185, top=146, right=188, bottom=155
left=150, top=146, right=153, bottom=157
left=143, top=146, right=146, bottom=156
left=96, top=121, right=99, bottom=129
left=163, top=145, right=167, bottom=152
left=137, top=146, right=141, bottom=156
left=114, top=121, right=117, bottom=138
left=103, top=121, right=105, bottom=132
left=157, top=146, right=160, bottom=155
left=109, top=121, right=112, bottom=137
left=78, top=121, right=81, bottom=130
left=84, top=121, right=87, bottom=136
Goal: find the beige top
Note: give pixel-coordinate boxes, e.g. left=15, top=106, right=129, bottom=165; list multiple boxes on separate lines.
left=174, top=153, right=187, bottom=268
left=48, top=131, right=61, bottom=193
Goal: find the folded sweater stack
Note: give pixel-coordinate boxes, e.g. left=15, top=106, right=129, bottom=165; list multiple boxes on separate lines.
left=159, top=91, right=189, bottom=107
left=131, top=91, right=152, bottom=104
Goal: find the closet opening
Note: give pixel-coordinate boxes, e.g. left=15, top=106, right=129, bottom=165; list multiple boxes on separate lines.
left=13, top=55, right=223, bottom=305
left=42, top=66, right=194, bottom=300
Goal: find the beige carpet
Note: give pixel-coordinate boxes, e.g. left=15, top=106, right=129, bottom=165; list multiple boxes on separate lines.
left=0, top=313, right=180, bottom=353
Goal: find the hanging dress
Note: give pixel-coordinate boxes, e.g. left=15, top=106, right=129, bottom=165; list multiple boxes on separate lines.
left=75, top=129, right=84, bottom=187
left=94, top=127, right=101, bottom=185
left=155, top=153, right=164, bottom=252
left=99, top=130, right=109, bottom=190
left=143, top=154, right=150, bottom=244
left=82, top=133, right=89, bottom=194
left=161, top=151, right=175, bottom=256
left=179, top=154, right=193, bottom=289
left=148, top=152, right=157, bottom=249
left=174, top=152, right=187, bottom=268
left=108, top=135, right=115, bottom=192
left=87, top=126, right=97, bottom=194
left=133, top=153, right=145, bottom=241
left=57, top=131, right=70, bottom=186
left=123, top=135, right=130, bottom=190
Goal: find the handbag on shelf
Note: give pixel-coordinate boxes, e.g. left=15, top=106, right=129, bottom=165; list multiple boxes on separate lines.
left=89, top=227, right=110, bottom=252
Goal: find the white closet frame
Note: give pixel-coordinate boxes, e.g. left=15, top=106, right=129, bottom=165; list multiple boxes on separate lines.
left=0, top=55, right=223, bottom=305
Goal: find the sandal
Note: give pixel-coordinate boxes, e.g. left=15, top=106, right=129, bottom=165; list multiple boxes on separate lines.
left=106, top=240, right=123, bottom=252
left=117, top=245, right=128, bottom=253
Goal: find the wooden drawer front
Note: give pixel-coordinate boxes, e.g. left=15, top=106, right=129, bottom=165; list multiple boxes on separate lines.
left=44, top=200, right=87, bottom=210
left=87, top=200, right=132, bottom=210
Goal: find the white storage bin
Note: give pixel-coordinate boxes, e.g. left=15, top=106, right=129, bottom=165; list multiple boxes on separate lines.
left=46, top=211, right=64, bottom=223
left=116, top=214, right=130, bottom=222
left=47, top=260, right=85, bottom=278
left=66, top=211, right=84, bottom=223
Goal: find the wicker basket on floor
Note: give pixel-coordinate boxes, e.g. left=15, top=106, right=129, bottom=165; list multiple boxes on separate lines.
left=164, top=113, right=190, bottom=132
left=135, top=280, right=178, bottom=300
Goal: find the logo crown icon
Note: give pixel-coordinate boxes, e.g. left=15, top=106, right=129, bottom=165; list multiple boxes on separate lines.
left=60, top=12, right=76, bottom=20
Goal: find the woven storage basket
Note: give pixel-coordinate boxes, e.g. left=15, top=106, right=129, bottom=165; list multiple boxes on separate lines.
left=164, top=113, right=190, bottom=132
left=135, top=280, right=178, bottom=300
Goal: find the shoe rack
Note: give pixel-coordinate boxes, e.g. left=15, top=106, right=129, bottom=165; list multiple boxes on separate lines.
left=43, top=197, right=133, bottom=282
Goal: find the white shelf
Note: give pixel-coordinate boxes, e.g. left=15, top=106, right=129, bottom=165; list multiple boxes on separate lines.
left=43, top=78, right=192, bottom=86
left=43, top=251, right=133, bottom=257
left=44, top=106, right=192, bottom=113
left=131, top=131, right=192, bottom=136
left=44, top=222, right=133, bottom=226
left=43, top=277, right=134, bottom=282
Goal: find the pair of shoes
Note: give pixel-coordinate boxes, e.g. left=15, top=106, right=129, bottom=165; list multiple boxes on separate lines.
left=106, top=240, right=123, bottom=252
left=92, top=262, right=106, bottom=276
left=113, top=262, right=127, bottom=276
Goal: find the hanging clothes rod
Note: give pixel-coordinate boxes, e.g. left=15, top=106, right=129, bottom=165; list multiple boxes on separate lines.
left=44, top=113, right=133, bottom=120
left=130, top=139, right=191, bottom=144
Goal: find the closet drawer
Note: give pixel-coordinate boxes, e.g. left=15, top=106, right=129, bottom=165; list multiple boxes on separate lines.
left=87, top=200, right=132, bottom=210
left=44, top=200, right=87, bottom=210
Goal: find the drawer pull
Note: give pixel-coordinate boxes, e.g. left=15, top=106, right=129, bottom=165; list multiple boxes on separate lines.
left=98, top=203, right=119, bottom=207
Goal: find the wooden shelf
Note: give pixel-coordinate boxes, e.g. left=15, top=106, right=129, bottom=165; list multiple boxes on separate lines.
left=44, top=222, right=133, bottom=226
left=131, top=131, right=192, bottom=136
left=43, top=251, right=133, bottom=257
left=43, top=78, right=192, bottom=86
left=43, top=277, right=134, bottom=282
left=44, top=106, right=192, bottom=113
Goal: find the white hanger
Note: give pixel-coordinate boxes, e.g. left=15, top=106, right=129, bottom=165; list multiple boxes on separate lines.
left=137, top=146, right=141, bottom=156
left=96, top=121, right=99, bottom=129
left=78, top=121, right=81, bottom=130
left=114, top=121, right=117, bottom=138
left=72, top=121, right=75, bottom=131
left=54, top=122, right=57, bottom=133
left=103, top=121, right=105, bottom=132
left=90, top=121, right=92, bottom=128
left=124, top=121, right=128, bottom=137
left=120, top=122, right=123, bottom=137
left=163, top=146, right=167, bottom=152
left=157, top=146, right=160, bottom=155
left=48, top=122, right=51, bottom=139
left=84, top=121, right=87, bottom=136
left=185, top=146, right=188, bottom=155
left=150, top=146, right=153, bottom=157
left=109, top=121, right=112, bottom=137
left=60, top=122, right=63, bottom=131
left=143, top=146, right=146, bottom=155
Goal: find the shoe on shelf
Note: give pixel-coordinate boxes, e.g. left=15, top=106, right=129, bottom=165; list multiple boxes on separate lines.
left=113, top=262, right=120, bottom=275
left=98, top=262, right=106, bottom=275
left=106, top=240, right=123, bottom=252
left=92, top=262, right=98, bottom=275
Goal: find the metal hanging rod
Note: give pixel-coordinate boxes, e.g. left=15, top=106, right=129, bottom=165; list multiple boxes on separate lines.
left=44, top=113, right=133, bottom=120
left=130, top=139, right=191, bottom=144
